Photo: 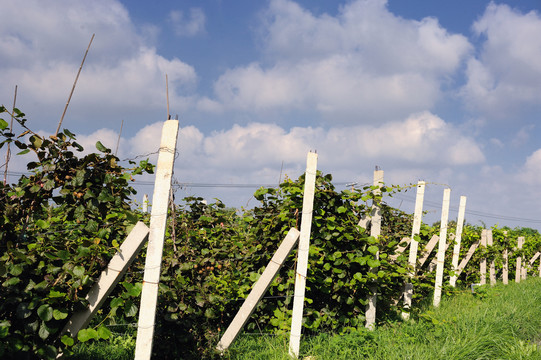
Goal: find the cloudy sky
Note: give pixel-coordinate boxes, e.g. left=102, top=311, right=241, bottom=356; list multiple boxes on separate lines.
left=1, top=0, right=541, bottom=229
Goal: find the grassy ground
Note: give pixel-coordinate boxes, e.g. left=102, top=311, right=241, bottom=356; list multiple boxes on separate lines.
left=70, top=278, right=541, bottom=359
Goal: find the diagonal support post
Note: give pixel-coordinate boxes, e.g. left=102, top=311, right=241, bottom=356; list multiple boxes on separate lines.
left=61, top=222, right=150, bottom=339
left=216, top=228, right=300, bottom=353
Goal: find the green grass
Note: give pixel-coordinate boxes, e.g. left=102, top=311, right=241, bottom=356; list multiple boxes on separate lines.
left=69, top=278, right=541, bottom=359
left=225, top=278, right=541, bottom=360
left=68, top=333, right=135, bottom=360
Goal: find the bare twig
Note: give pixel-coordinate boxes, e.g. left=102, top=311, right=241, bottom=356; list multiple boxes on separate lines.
left=3, top=85, right=17, bottom=185
left=166, top=74, right=170, bottom=120
left=55, top=33, right=95, bottom=137
left=115, top=119, right=124, bottom=156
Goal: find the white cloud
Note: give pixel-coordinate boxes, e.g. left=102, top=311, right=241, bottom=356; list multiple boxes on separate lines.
left=208, top=0, right=471, bottom=122
left=168, top=8, right=206, bottom=37
left=519, top=149, right=541, bottom=185
left=0, top=0, right=198, bottom=133
left=129, top=113, right=482, bottom=179
left=461, top=3, right=541, bottom=116
left=120, top=112, right=484, bottom=186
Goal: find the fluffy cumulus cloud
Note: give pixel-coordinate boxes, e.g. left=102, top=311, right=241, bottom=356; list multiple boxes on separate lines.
left=121, top=112, right=484, bottom=184
left=207, top=0, right=472, bottom=122
left=461, top=3, right=541, bottom=117
left=519, top=149, right=541, bottom=185
left=0, top=0, right=197, bottom=132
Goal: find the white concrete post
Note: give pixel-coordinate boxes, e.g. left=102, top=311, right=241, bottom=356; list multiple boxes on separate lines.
left=433, top=188, right=450, bottom=307
left=488, top=230, right=496, bottom=286
left=503, top=249, right=509, bottom=285
left=516, top=236, right=524, bottom=283
left=365, top=169, right=383, bottom=330
left=61, top=222, right=150, bottom=338
left=428, top=240, right=450, bottom=272
left=216, top=228, right=300, bottom=353
left=480, top=230, right=487, bottom=285
left=288, top=152, right=317, bottom=359
left=134, top=120, right=179, bottom=360
left=449, top=196, right=467, bottom=287
left=142, top=194, right=149, bottom=213
left=403, top=181, right=425, bottom=319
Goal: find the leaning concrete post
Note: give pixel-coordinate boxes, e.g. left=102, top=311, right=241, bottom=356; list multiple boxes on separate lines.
left=433, top=188, right=450, bottom=307
left=62, top=222, right=150, bottom=339
left=288, top=152, right=317, bottom=359
left=217, top=228, right=300, bottom=353
left=480, top=230, right=487, bottom=285
left=365, top=169, right=383, bottom=330
left=454, top=241, right=480, bottom=279
left=449, top=196, right=467, bottom=287
left=134, top=120, right=179, bottom=360
left=516, top=236, right=524, bottom=283
left=527, top=252, right=540, bottom=281
left=402, top=181, right=425, bottom=319
left=418, top=235, right=440, bottom=267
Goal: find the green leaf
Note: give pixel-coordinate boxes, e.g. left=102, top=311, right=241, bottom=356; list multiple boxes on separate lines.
left=124, top=300, right=138, bottom=317
left=78, top=328, right=98, bottom=342
left=72, top=141, right=84, bottom=151
left=53, top=309, right=68, bottom=320
left=97, top=325, right=112, bottom=340
left=367, top=245, right=379, bottom=254
left=37, top=304, right=53, bottom=322
left=48, top=290, right=66, bottom=298
left=95, top=141, right=110, bottom=153
left=74, top=169, right=86, bottom=186
left=35, top=219, right=50, bottom=229
left=110, top=297, right=124, bottom=308
left=16, top=303, right=32, bottom=319
left=43, top=179, right=55, bottom=191
left=337, top=206, right=347, bottom=213
left=9, top=264, right=23, bottom=276
left=127, top=282, right=142, bottom=297
left=3, top=277, right=20, bottom=287
left=72, top=265, right=85, bottom=278
left=29, top=135, right=43, bottom=148
left=63, top=128, right=76, bottom=139
left=367, top=259, right=380, bottom=268
left=17, top=149, right=30, bottom=155
left=0, top=320, right=10, bottom=338
left=0, top=119, right=8, bottom=130
left=97, top=190, right=113, bottom=202
left=74, top=205, right=85, bottom=221
left=38, top=321, right=51, bottom=340
left=85, top=220, right=98, bottom=233
left=61, top=334, right=75, bottom=346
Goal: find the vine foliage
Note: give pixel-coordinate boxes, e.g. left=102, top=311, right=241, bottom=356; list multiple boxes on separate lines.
left=0, top=107, right=153, bottom=359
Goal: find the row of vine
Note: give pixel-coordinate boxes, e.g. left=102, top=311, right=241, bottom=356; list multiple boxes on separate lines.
left=1, top=107, right=540, bottom=359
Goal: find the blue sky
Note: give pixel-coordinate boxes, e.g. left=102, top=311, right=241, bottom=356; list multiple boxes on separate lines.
left=1, top=0, right=541, bottom=228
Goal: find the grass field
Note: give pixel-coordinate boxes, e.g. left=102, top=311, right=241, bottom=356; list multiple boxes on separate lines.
left=70, top=278, right=541, bottom=359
